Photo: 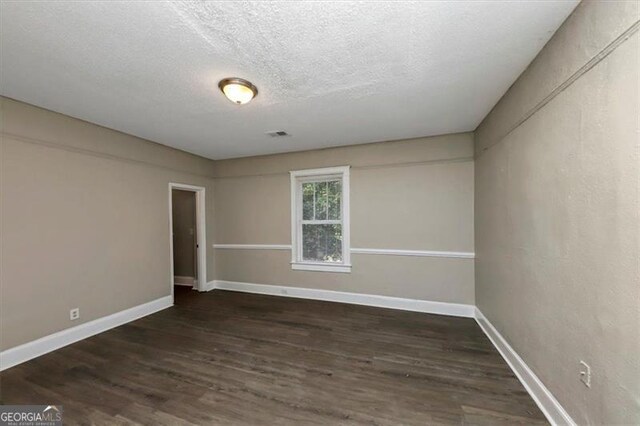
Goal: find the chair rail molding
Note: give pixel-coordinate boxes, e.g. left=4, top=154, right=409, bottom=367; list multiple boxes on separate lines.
left=351, top=247, right=474, bottom=259
left=213, top=244, right=292, bottom=250
left=213, top=244, right=474, bottom=259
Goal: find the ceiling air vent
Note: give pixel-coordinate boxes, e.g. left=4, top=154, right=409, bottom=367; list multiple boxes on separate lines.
left=266, top=130, right=290, bottom=137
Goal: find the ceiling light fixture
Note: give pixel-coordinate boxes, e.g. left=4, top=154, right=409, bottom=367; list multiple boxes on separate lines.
left=218, top=77, right=258, bottom=105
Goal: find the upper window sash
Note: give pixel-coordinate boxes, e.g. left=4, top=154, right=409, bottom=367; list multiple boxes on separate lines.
left=301, top=179, right=341, bottom=221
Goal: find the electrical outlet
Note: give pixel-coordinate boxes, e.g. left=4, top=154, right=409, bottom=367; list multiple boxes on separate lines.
left=70, top=308, right=80, bottom=321
left=579, top=361, right=591, bottom=387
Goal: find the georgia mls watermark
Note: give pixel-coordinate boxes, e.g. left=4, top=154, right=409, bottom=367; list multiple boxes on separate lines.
left=0, top=405, right=63, bottom=426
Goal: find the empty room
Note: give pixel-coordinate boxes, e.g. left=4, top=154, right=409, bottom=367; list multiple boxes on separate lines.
left=0, top=1, right=638, bottom=425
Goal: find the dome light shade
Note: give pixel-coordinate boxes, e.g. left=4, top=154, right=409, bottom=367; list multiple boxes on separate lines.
left=218, top=77, right=258, bottom=105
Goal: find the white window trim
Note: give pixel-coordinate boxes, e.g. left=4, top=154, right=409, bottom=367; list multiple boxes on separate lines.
left=290, top=166, right=351, bottom=273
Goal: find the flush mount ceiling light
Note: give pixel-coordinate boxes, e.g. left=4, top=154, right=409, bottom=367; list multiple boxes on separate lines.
left=218, top=77, right=258, bottom=105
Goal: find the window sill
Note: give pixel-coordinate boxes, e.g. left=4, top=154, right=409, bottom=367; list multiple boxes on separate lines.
left=291, top=262, right=352, bottom=273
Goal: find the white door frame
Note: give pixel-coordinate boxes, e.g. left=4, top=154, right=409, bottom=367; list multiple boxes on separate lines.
left=169, top=183, right=207, bottom=296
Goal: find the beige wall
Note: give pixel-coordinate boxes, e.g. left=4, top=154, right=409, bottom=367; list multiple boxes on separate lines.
left=474, top=2, right=640, bottom=424
left=0, top=97, right=216, bottom=350
left=0, top=97, right=474, bottom=350
left=213, top=133, right=475, bottom=304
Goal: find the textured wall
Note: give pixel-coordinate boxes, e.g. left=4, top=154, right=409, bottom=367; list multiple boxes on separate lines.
left=213, top=134, right=475, bottom=304
left=474, top=2, right=640, bottom=424
left=0, top=97, right=216, bottom=350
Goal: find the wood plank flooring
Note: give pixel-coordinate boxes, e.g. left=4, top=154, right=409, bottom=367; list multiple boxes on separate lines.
left=0, top=287, right=547, bottom=425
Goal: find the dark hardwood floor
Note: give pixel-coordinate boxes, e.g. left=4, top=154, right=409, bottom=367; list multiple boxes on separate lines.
left=1, top=287, right=546, bottom=425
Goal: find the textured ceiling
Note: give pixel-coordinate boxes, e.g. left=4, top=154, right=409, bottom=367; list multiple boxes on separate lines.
left=0, top=1, right=578, bottom=159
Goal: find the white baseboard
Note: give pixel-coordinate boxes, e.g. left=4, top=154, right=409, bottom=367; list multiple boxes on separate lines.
left=202, top=280, right=217, bottom=292
left=474, top=308, right=576, bottom=426
left=211, top=280, right=475, bottom=318
left=0, top=296, right=173, bottom=371
left=174, top=276, right=195, bottom=286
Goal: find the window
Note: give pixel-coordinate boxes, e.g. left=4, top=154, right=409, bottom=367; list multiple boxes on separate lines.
left=290, top=166, right=351, bottom=273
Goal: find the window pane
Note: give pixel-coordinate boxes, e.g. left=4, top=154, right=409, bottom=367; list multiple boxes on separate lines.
left=314, top=182, right=328, bottom=220
left=328, top=180, right=341, bottom=220
left=302, top=182, right=314, bottom=220
left=302, top=224, right=342, bottom=262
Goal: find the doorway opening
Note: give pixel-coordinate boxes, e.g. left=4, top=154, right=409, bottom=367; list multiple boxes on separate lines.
left=169, top=183, right=206, bottom=301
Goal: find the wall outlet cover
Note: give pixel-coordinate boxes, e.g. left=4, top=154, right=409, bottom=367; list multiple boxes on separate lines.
left=70, top=308, right=80, bottom=321
left=579, top=360, right=591, bottom=387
